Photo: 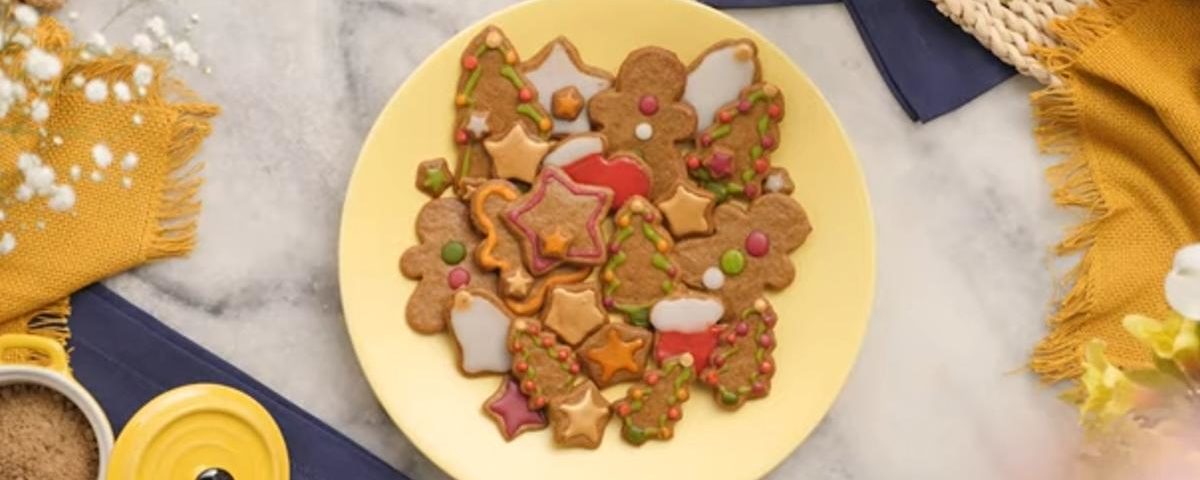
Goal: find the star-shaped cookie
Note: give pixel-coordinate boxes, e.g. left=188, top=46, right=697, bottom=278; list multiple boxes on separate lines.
left=522, top=37, right=613, bottom=136
left=542, top=283, right=606, bottom=345
left=483, top=376, right=547, bottom=441
left=578, top=322, right=652, bottom=388
left=504, top=167, right=612, bottom=275
left=548, top=381, right=611, bottom=449
left=484, top=124, right=550, bottom=184
left=656, top=182, right=716, bottom=238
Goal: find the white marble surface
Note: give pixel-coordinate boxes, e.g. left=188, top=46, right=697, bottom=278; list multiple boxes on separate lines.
left=71, top=0, right=1082, bottom=478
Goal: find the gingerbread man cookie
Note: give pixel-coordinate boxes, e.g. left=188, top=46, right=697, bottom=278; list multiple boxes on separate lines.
left=452, top=26, right=552, bottom=188
left=522, top=37, right=614, bottom=137
left=548, top=380, right=611, bottom=449
left=483, top=376, right=547, bottom=441
left=685, top=39, right=762, bottom=132
left=589, top=47, right=698, bottom=200
left=578, top=322, right=653, bottom=388
left=504, top=167, right=613, bottom=275
left=675, top=193, right=812, bottom=315
left=701, top=297, right=778, bottom=410
left=399, top=197, right=496, bottom=334
left=470, top=180, right=592, bottom=315
left=600, top=196, right=681, bottom=326
left=509, top=319, right=584, bottom=409
left=448, top=289, right=514, bottom=376
left=612, top=353, right=695, bottom=446
left=689, top=83, right=784, bottom=202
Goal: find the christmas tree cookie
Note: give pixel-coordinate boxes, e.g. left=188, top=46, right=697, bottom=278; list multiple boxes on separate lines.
left=452, top=26, right=552, bottom=189
left=689, top=83, right=785, bottom=202
left=612, top=353, right=695, bottom=446
left=700, top=298, right=778, bottom=409
left=600, top=196, right=680, bottom=326
left=508, top=319, right=584, bottom=410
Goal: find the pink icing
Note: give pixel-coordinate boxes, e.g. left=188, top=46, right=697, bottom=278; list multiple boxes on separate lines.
left=505, top=168, right=611, bottom=275
left=487, top=377, right=546, bottom=439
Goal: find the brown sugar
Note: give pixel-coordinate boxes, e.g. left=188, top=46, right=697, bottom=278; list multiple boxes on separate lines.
left=0, top=384, right=99, bottom=480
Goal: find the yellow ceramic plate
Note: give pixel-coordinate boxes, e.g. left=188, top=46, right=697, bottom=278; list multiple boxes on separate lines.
left=339, top=0, right=874, bottom=478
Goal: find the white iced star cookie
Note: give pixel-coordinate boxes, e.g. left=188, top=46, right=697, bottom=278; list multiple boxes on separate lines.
left=522, top=38, right=613, bottom=136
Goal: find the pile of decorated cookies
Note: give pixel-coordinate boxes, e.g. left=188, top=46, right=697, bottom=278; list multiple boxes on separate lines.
left=400, top=26, right=811, bottom=449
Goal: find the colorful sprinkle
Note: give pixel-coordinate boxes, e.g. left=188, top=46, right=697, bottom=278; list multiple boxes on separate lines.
left=447, top=267, right=471, bottom=289
left=745, top=230, right=770, bottom=257
left=441, top=241, right=467, bottom=265
left=639, top=95, right=659, bottom=116
left=720, top=250, right=745, bottom=275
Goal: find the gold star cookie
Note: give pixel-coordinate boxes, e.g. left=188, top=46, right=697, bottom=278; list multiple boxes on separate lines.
left=548, top=381, right=611, bottom=449
left=484, top=124, right=550, bottom=183
left=542, top=284, right=605, bottom=345
left=656, top=182, right=716, bottom=238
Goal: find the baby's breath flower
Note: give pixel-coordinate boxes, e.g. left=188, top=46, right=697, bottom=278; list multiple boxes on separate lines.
left=24, top=48, right=63, bottom=81
left=84, top=79, right=108, bottom=103
left=0, top=233, right=16, bottom=256
left=13, top=5, right=39, bottom=28
left=113, top=81, right=131, bottom=102
left=130, top=33, right=154, bottom=55
left=92, top=144, right=112, bottom=169
left=133, top=63, right=153, bottom=88
left=30, top=99, right=49, bottom=123
left=171, top=41, right=199, bottom=67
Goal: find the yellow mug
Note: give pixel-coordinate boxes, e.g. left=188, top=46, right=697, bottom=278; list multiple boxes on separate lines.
left=0, top=334, right=114, bottom=479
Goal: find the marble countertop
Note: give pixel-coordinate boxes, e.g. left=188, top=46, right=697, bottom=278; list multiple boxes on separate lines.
left=75, top=0, right=1079, bottom=478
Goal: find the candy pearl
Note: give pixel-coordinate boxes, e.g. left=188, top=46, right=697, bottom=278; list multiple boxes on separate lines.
left=718, top=110, right=733, bottom=124
left=635, top=122, right=654, bottom=141
left=644, top=213, right=656, bottom=223
left=754, top=298, right=768, bottom=312
left=485, top=31, right=503, bottom=48
left=710, top=352, right=725, bottom=367
left=702, top=267, right=725, bottom=290
left=752, top=382, right=767, bottom=395
left=700, top=133, right=712, bottom=147
left=767, top=103, right=781, bottom=119
left=532, top=396, right=547, bottom=408
left=603, top=297, right=615, bottom=309
left=763, top=314, right=777, bottom=327
left=667, top=266, right=678, bottom=277
left=735, top=322, right=749, bottom=336
left=527, top=323, right=541, bottom=334
left=754, top=158, right=770, bottom=174
left=522, top=380, right=536, bottom=393
left=515, top=361, right=528, bottom=373
left=603, top=270, right=616, bottom=283
left=511, top=341, right=524, bottom=352
left=454, top=129, right=469, bottom=145
left=655, top=349, right=667, bottom=362
left=659, top=427, right=673, bottom=439
left=723, top=333, right=737, bottom=345
left=745, top=230, right=770, bottom=257
left=518, top=87, right=533, bottom=102
left=667, top=407, right=681, bottom=421
left=538, top=117, right=552, bottom=132
left=569, top=363, right=580, bottom=374
left=737, top=100, right=751, bottom=112
left=655, top=239, right=669, bottom=253
left=638, top=95, right=659, bottom=115
left=609, top=243, right=621, bottom=254
left=676, top=388, right=689, bottom=401
left=645, top=372, right=660, bottom=385
left=616, top=403, right=632, bottom=417
left=462, top=55, right=478, bottom=70
left=759, top=334, right=774, bottom=348
left=630, top=388, right=644, bottom=401
left=556, top=348, right=569, bottom=360
left=759, top=361, right=774, bottom=374
left=504, top=50, right=517, bottom=65
left=447, top=267, right=471, bottom=289
left=454, top=94, right=468, bottom=107
left=540, top=336, right=554, bottom=348
left=703, top=371, right=719, bottom=385
left=761, top=136, right=776, bottom=149
left=686, top=155, right=701, bottom=170
left=744, top=184, right=759, bottom=199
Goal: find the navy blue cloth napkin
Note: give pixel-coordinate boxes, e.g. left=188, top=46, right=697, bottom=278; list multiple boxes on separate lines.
left=703, top=0, right=1015, bottom=121
left=68, top=284, right=406, bottom=480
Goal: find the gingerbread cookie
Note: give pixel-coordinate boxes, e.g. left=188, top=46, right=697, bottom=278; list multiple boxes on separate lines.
left=685, top=39, right=761, bottom=132
left=449, top=289, right=514, bottom=376
left=509, top=319, right=584, bottom=409
left=601, top=196, right=681, bottom=326
left=675, top=193, right=811, bottom=314
left=399, top=198, right=496, bottom=334
left=650, top=293, right=724, bottom=373
left=504, top=167, right=613, bottom=275
left=483, top=376, right=548, bottom=441
left=543, top=133, right=651, bottom=209
left=470, top=180, right=592, bottom=314
left=522, top=37, right=614, bottom=137
left=612, top=353, right=695, bottom=446
left=548, top=380, right=611, bottom=449
left=541, top=283, right=607, bottom=345
left=484, top=124, right=551, bottom=184
left=656, top=182, right=717, bottom=238
left=452, top=26, right=551, bottom=187
left=589, top=47, right=697, bottom=200
left=578, top=322, right=653, bottom=388
left=415, top=158, right=453, bottom=199
left=701, top=298, right=777, bottom=409
left=690, top=83, right=784, bottom=202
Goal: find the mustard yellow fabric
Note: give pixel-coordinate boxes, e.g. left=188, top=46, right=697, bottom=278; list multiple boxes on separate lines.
left=1031, top=0, right=1200, bottom=381
left=0, top=19, right=217, bottom=348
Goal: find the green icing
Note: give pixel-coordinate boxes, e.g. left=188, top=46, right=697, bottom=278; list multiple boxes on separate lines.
left=462, top=67, right=483, bottom=100
left=741, top=168, right=756, bottom=183
left=720, top=388, right=739, bottom=405
left=440, top=241, right=466, bottom=265
left=720, top=250, right=746, bottom=275
left=618, top=305, right=650, bottom=327
left=757, top=115, right=770, bottom=135
left=661, top=280, right=674, bottom=294
left=423, top=167, right=448, bottom=194
left=651, top=252, right=671, bottom=271
left=751, top=145, right=763, bottom=160
left=516, top=103, right=543, bottom=125
left=710, top=123, right=732, bottom=141
left=499, top=65, right=524, bottom=88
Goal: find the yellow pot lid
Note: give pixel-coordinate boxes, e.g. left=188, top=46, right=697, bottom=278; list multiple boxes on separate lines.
left=107, top=383, right=289, bottom=480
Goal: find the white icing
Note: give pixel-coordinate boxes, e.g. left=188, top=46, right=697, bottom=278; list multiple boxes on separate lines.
left=450, top=292, right=512, bottom=374
left=524, top=42, right=612, bottom=136
left=702, top=267, right=725, bottom=290
left=1166, top=244, right=1200, bottom=318
left=466, top=110, right=490, bottom=139
left=543, top=135, right=604, bottom=167
left=650, top=296, right=724, bottom=333
left=686, top=42, right=757, bottom=131
left=764, top=173, right=785, bottom=193
left=634, top=122, right=653, bottom=141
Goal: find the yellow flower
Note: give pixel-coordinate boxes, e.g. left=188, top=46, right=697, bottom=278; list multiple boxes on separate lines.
left=1079, top=340, right=1137, bottom=428
left=1123, top=313, right=1200, bottom=380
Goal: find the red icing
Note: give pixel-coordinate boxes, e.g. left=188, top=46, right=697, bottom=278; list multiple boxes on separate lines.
left=718, top=110, right=733, bottom=124
left=767, top=103, right=781, bottom=119
left=487, top=377, right=545, bottom=439
left=463, top=55, right=478, bottom=70
left=655, top=327, right=721, bottom=373
left=686, top=155, right=701, bottom=170
left=761, top=136, right=776, bottom=150
left=447, top=267, right=471, bottom=289
left=746, top=230, right=769, bottom=257
left=518, top=87, right=533, bottom=102
left=639, top=95, right=659, bottom=115
left=454, top=129, right=469, bottom=145
left=562, top=153, right=650, bottom=209
left=754, top=158, right=769, bottom=174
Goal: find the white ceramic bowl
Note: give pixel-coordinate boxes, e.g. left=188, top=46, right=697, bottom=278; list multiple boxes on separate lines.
left=0, top=334, right=113, bottom=480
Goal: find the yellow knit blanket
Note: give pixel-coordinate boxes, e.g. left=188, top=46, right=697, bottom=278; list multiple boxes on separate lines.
left=1031, top=0, right=1200, bottom=381
left=0, top=18, right=217, bottom=348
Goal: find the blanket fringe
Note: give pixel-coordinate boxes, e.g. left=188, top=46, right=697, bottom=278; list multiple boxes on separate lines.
left=1029, top=0, right=1149, bottom=382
